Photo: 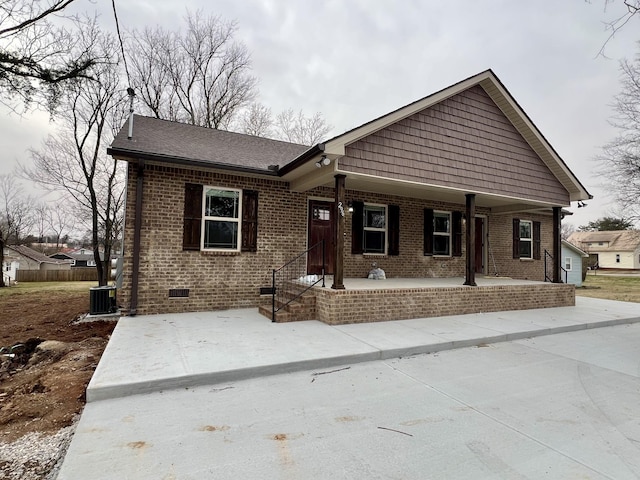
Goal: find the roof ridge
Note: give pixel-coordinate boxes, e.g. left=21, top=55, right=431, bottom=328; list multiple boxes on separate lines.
left=130, top=114, right=309, bottom=148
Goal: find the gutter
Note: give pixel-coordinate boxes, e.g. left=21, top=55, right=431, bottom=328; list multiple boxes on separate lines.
left=107, top=147, right=281, bottom=177
left=129, top=159, right=144, bottom=316
left=277, top=143, right=325, bottom=176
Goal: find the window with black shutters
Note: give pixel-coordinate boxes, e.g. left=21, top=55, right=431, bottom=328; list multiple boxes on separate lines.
left=182, top=184, right=258, bottom=252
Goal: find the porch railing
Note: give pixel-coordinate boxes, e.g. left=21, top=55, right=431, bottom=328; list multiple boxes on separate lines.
left=544, top=250, right=568, bottom=283
left=271, top=240, right=325, bottom=322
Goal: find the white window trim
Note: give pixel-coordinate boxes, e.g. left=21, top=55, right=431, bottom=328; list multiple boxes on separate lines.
left=519, top=219, right=533, bottom=259
left=201, top=186, right=242, bottom=252
left=565, top=257, right=572, bottom=271
left=363, top=202, right=388, bottom=255
left=433, top=210, right=452, bottom=257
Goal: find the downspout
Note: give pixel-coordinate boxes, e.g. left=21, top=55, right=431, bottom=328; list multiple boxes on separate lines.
left=129, top=159, right=144, bottom=316
left=552, top=207, right=562, bottom=283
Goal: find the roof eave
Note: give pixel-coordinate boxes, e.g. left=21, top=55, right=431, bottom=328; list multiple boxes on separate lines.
left=107, top=147, right=280, bottom=177
left=277, top=144, right=325, bottom=176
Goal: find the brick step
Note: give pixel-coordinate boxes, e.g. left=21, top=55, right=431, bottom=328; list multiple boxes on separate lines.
left=258, top=296, right=317, bottom=323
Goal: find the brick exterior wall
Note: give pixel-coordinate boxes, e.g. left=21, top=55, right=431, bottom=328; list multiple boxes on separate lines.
left=121, top=161, right=559, bottom=316
left=315, top=283, right=575, bottom=325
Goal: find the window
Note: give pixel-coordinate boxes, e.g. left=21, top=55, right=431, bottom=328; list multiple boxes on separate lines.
left=183, top=184, right=258, bottom=252
left=363, top=204, right=387, bottom=254
left=351, top=202, right=399, bottom=256
left=616, top=254, right=620, bottom=263
left=519, top=220, right=533, bottom=259
left=565, top=257, right=572, bottom=271
left=203, top=187, right=241, bottom=251
left=433, top=212, right=451, bottom=256
left=512, top=218, right=541, bottom=260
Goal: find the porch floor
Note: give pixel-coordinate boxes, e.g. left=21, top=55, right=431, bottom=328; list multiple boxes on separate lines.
left=317, top=275, right=545, bottom=290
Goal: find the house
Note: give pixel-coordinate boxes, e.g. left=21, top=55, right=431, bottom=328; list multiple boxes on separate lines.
left=3, top=245, right=71, bottom=281
left=568, top=230, right=640, bottom=270
left=51, top=248, right=101, bottom=268
left=561, top=240, right=589, bottom=287
left=108, top=69, right=591, bottom=323
left=2, top=249, right=19, bottom=285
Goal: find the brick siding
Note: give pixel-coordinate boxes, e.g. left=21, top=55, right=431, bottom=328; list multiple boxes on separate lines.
left=315, top=283, right=575, bottom=325
left=120, top=162, right=559, bottom=316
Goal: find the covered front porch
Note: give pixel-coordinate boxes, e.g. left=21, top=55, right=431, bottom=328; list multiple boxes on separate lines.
left=262, top=275, right=575, bottom=324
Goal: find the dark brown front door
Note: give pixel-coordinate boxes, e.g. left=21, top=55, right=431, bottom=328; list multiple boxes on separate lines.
left=308, top=200, right=335, bottom=275
left=475, top=217, right=484, bottom=274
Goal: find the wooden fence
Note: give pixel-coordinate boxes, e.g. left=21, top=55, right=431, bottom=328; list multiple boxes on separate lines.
left=16, top=268, right=98, bottom=282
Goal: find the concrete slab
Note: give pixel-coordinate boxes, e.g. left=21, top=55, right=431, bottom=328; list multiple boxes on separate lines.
left=87, top=309, right=381, bottom=402
left=87, top=297, right=640, bottom=402
left=59, top=323, right=640, bottom=479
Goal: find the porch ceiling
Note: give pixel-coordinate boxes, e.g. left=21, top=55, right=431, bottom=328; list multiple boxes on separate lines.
left=283, top=157, right=564, bottom=213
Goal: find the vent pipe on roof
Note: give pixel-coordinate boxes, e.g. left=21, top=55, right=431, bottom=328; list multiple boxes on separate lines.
left=127, top=87, right=136, bottom=139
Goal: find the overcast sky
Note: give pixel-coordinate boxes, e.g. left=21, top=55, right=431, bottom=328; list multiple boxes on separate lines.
left=2, top=0, right=639, bottom=228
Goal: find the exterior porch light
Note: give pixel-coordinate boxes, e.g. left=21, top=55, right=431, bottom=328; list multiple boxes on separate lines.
left=315, top=155, right=331, bottom=168
left=347, top=201, right=353, bottom=213
left=577, top=201, right=588, bottom=208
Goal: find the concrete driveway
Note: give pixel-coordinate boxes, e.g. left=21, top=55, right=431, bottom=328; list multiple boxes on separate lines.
left=58, top=298, right=640, bottom=479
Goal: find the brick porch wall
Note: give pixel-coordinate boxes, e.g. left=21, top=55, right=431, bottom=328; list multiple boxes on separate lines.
left=315, top=283, right=575, bottom=325
left=121, top=162, right=559, bottom=315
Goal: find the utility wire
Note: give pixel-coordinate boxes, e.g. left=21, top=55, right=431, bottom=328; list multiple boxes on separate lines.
left=111, top=0, right=132, bottom=88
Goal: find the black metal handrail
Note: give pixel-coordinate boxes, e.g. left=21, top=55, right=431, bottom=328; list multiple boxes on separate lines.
left=272, top=240, right=325, bottom=322
left=544, top=249, right=568, bottom=283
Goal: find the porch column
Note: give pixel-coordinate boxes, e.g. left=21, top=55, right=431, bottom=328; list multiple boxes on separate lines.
left=553, top=206, right=562, bottom=283
left=332, top=174, right=346, bottom=290
left=464, top=193, right=477, bottom=286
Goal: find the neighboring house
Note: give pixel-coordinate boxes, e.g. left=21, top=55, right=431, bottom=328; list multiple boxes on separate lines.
left=4, top=245, right=72, bottom=276
left=561, top=240, right=589, bottom=287
left=108, top=69, right=591, bottom=322
left=2, top=250, right=19, bottom=284
left=568, top=230, right=640, bottom=270
left=51, top=248, right=101, bottom=268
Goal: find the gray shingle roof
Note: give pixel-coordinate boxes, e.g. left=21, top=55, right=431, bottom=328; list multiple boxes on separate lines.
left=6, top=245, right=68, bottom=264
left=568, top=230, right=640, bottom=252
left=108, top=116, right=311, bottom=173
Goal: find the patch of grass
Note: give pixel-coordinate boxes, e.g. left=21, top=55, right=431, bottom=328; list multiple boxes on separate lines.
left=576, top=275, right=640, bottom=303
left=0, top=281, right=98, bottom=297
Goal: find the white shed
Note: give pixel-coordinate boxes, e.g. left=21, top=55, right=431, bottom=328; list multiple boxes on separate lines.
left=561, top=240, right=588, bottom=287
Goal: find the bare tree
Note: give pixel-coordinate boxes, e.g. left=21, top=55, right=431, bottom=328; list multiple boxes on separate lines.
left=0, top=1, right=100, bottom=111
left=0, top=173, right=35, bottom=287
left=24, top=21, right=126, bottom=285
left=47, top=200, right=75, bottom=250
left=32, top=201, right=49, bottom=250
left=127, top=10, right=257, bottom=129
left=561, top=222, right=576, bottom=240
left=239, top=102, right=273, bottom=137
left=591, top=1, right=640, bottom=56
left=274, top=109, right=333, bottom=145
left=598, top=46, right=640, bottom=222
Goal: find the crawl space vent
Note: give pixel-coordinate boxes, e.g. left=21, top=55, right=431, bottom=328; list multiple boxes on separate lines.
left=169, top=288, right=190, bottom=298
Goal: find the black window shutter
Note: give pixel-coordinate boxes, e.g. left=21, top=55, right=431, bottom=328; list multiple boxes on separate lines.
left=512, top=218, right=520, bottom=259
left=241, top=190, right=259, bottom=252
left=388, top=205, right=400, bottom=256
left=424, top=208, right=434, bottom=255
left=533, top=221, right=541, bottom=260
left=351, top=201, right=364, bottom=255
left=183, top=183, right=203, bottom=251
left=452, top=211, right=463, bottom=257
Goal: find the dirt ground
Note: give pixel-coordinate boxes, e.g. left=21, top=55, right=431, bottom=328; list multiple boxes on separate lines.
left=0, top=284, right=116, bottom=443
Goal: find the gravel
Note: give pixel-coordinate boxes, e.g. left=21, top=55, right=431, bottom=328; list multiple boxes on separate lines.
left=0, top=419, right=78, bottom=480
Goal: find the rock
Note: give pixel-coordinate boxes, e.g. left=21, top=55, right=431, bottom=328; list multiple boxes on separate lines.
left=28, top=340, right=72, bottom=365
